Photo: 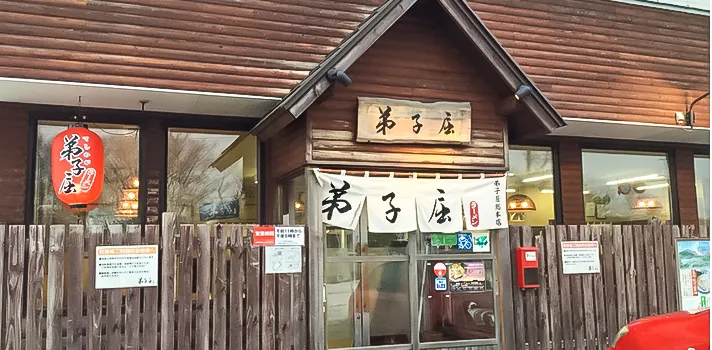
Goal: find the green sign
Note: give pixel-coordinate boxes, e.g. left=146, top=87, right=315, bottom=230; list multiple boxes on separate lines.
left=431, top=233, right=457, bottom=247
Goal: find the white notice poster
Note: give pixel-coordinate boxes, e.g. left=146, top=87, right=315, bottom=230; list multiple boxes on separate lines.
left=95, top=245, right=159, bottom=289
left=275, top=226, right=305, bottom=246
left=561, top=241, right=601, bottom=274
left=265, top=246, right=302, bottom=274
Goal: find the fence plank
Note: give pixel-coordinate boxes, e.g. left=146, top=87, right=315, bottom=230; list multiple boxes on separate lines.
left=669, top=226, right=681, bottom=312
left=544, top=226, right=561, bottom=350
left=0, top=225, right=5, bottom=348
left=46, top=225, right=65, bottom=350
left=277, top=273, right=292, bottom=350
left=600, top=225, right=616, bottom=344
left=567, top=226, right=584, bottom=350
left=652, top=224, right=667, bottom=314
left=632, top=226, right=647, bottom=319
left=509, top=226, right=526, bottom=350
left=535, top=233, right=550, bottom=350
left=262, top=246, right=276, bottom=350
left=87, top=226, right=103, bottom=350
left=590, top=226, right=607, bottom=350
left=66, top=225, right=84, bottom=350
left=178, top=225, right=195, bottom=349
left=5, top=225, right=24, bottom=350
left=229, top=226, right=245, bottom=350
left=106, top=226, right=124, bottom=350
left=579, top=226, right=596, bottom=350
left=161, top=213, right=178, bottom=350
left=246, top=228, right=260, bottom=350
left=125, top=225, right=142, bottom=349
left=643, top=225, right=658, bottom=315
left=293, top=229, right=307, bottom=350
left=612, top=226, right=627, bottom=331
left=213, top=225, right=227, bottom=350
left=621, top=226, right=637, bottom=324
left=520, top=226, right=538, bottom=350
left=556, top=225, right=573, bottom=350
left=26, top=226, right=45, bottom=350
left=195, top=225, right=211, bottom=350
left=143, top=225, right=160, bottom=350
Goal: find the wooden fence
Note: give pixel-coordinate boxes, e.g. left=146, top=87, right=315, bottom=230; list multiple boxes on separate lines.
left=0, top=212, right=307, bottom=349
left=508, top=224, right=709, bottom=350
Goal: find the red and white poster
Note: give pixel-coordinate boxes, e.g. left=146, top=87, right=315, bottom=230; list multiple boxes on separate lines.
left=252, top=226, right=275, bottom=246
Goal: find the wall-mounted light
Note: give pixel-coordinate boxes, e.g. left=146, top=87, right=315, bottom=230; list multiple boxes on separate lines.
left=326, top=68, right=352, bottom=87
left=522, top=174, right=553, bottom=183
left=514, top=85, right=532, bottom=100
left=606, top=174, right=661, bottom=186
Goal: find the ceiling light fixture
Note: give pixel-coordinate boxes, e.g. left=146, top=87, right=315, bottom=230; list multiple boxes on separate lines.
left=506, top=189, right=516, bottom=193
left=636, top=183, right=670, bottom=191
left=522, top=174, right=554, bottom=183
left=583, top=191, right=590, bottom=195
left=540, top=189, right=554, bottom=194
left=605, top=174, right=661, bottom=186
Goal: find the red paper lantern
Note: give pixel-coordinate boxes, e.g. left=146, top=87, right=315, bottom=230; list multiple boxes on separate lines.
left=51, top=124, right=104, bottom=212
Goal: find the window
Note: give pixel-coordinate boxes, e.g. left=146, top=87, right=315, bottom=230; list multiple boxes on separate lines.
left=34, top=122, right=140, bottom=225
left=582, top=150, right=673, bottom=225
left=166, top=130, right=257, bottom=224
left=694, top=156, right=710, bottom=226
left=507, top=147, right=556, bottom=227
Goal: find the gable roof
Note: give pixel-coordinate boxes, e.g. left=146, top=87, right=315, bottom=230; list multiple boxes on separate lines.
left=251, top=0, right=566, bottom=139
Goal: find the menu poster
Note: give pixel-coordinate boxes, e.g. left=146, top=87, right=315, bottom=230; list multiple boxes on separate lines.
left=676, top=239, right=710, bottom=310
left=448, top=261, right=486, bottom=292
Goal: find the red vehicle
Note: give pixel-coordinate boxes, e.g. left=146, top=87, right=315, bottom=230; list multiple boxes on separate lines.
left=608, top=308, right=710, bottom=350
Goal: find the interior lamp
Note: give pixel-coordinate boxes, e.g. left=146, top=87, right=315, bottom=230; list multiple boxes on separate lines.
left=507, top=194, right=537, bottom=222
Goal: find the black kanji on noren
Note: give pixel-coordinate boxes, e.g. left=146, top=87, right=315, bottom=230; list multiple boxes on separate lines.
left=429, top=189, right=452, bottom=224
left=60, top=134, right=83, bottom=162
left=375, top=106, right=396, bottom=135
left=382, top=192, right=401, bottom=224
left=411, top=113, right=423, bottom=134
left=322, top=181, right=353, bottom=220
left=439, top=112, right=455, bottom=135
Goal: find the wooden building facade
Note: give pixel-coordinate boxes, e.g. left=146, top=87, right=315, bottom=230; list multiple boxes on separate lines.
left=0, top=0, right=708, bottom=349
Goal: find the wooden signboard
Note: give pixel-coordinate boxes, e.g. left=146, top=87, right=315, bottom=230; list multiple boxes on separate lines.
left=356, top=97, right=471, bottom=144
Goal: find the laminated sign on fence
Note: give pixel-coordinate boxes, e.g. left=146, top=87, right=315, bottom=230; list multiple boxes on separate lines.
left=95, top=245, right=159, bottom=289
left=561, top=241, right=601, bottom=274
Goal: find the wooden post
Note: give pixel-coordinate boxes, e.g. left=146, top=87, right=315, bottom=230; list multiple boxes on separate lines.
left=496, top=228, right=515, bottom=350
left=125, top=225, right=142, bottom=348
left=580, top=226, right=596, bottom=349
left=106, top=225, right=124, bottom=350
left=161, top=213, right=178, bottom=350
left=556, top=225, right=573, bottom=349
left=195, top=225, right=211, bottom=350
left=229, top=225, right=245, bottom=350
left=5, top=225, right=25, bottom=350
left=245, top=227, right=260, bottom=350
left=212, top=224, right=228, bottom=350
left=87, top=225, right=103, bottom=350
left=177, top=225, right=195, bottom=349
left=25, top=225, right=45, bottom=350
left=544, top=226, right=561, bottom=350
left=509, top=226, right=526, bottom=350
left=568, top=226, right=585, bottom=350
left=46, top=225, right=64, bottom=350
left=535, top=233, right=550, bottom=350
left=306, top=171, right=325, bottom=350
left=591, top=226, right=607, bottom=350
left=67, top=225, right=85, bottom=350
left=143, top=225, right=160, bottom=350
left=633, top=225, right=647, bottom=319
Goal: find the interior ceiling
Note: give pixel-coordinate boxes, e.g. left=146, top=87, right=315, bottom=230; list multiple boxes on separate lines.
left=0, top=77, right=280, bottom=118
left=550, top=117, right=710, bottom=145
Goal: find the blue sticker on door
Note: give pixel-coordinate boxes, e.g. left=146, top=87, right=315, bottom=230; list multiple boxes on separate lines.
left=434, top=277, right=447, bottom=291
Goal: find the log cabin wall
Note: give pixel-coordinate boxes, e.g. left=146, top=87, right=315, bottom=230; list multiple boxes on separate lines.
left=469, top=0, right=710, bottom=127
left=305, top=5, right=508, bottom=172
left=0, top=103, right=29, bottom=224
left=0, top=0, right=382, bottom=98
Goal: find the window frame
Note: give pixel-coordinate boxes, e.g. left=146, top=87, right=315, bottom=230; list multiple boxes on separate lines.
left=693, top=154, right=710, bottom=226
left=580, top=147, right=676, bottom=225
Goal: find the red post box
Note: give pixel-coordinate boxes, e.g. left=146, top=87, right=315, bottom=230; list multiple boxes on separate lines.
left=515, top=247, right=540, bottom=289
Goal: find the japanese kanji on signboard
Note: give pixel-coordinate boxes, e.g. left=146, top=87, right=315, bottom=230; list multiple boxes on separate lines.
left=313, top=169, right=508, bottom=233
left=51, top=124, right=104, bottom=212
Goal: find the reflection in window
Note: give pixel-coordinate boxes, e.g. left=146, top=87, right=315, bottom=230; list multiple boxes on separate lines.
left=694, top=156, right=710, bottom=226
left=582, top=150, right=672, bottom=225
left=167, top=131, right=257, bottom=224
left=507, top=148, right=556, bottom=227
left=418, top=260, right=495, bottom=342
left=34, top=122, right=140, bottom=225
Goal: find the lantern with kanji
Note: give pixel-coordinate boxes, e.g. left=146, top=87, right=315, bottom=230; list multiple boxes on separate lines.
left=51, top=124, right=104, bottom=211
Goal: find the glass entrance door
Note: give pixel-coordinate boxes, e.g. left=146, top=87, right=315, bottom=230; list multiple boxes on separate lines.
left=325, top=211, right=411, bottom=348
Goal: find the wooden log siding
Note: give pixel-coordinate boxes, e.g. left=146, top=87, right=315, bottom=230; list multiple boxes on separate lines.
left=0, top=217, right=308, bottom=349
left=510, top=224, right=710, bottom=350
left=0, top=0, right=383, bottom=97
left=306, top=10, right=507, bottom=171
left=468, top=0, right=710, bottom=127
